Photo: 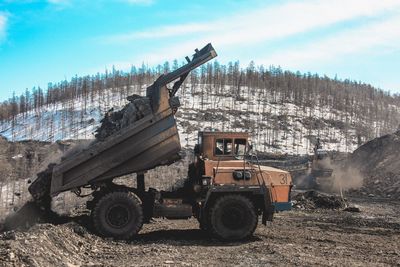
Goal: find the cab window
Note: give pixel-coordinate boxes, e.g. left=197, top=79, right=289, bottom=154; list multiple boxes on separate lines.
left=234, top=138, right=247, bottom=156
left=215, top=138, right=232, bottom=155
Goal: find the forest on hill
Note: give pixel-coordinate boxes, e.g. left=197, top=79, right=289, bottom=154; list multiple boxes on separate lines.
left=0, top=61, right=399, bottom=153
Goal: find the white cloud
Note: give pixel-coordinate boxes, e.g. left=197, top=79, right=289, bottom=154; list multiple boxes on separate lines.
left=263, top=13, right=400, bottom=69
left=0, top=13, right=7, bottom=43
left=204, top=0, right=400, bottom=49
left=101, top=23, right=211, bottom=44
left=104, top=0, right=400, bottom=47
left=102, top=0, right=400, bottom=71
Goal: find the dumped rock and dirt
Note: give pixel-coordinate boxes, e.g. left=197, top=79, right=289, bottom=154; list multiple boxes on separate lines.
left=350, top=130, right=400, bottom=199
left=292, top=190, right=346, bottom=210
left=95, top=95, right=152, bottom=141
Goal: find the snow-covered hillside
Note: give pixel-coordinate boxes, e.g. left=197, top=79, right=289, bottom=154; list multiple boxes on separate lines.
left=0, top=83, right=395, bottom=155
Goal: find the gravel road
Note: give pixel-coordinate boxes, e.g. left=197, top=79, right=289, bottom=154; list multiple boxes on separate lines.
left=1, top=194, right=399, bottom=267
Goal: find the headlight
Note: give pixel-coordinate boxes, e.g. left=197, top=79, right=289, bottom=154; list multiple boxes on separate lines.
left=233, top=170, right=251, bottom=180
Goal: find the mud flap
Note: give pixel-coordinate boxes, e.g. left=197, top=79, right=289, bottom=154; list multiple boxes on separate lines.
left=262, top=205, right=274, bottom=225
left=261, top=184, right=274, bottom=225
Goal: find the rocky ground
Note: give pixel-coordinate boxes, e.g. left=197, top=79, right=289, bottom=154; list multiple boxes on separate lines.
left=1, top=191, right=399, bottom=267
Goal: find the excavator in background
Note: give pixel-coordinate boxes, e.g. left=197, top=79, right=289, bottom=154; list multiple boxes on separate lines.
left=307, top=138, right=334, bottom=189
left=250, top=138, right=335, bottom=190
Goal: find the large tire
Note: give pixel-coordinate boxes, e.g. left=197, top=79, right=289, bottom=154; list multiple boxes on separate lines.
left=210, top=195, right=258, bottom=241
left=92, top=191, right=143, bottom=240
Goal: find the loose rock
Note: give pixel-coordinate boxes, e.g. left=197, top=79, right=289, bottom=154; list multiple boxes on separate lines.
left=292, top=190, right=346, bottom=210
left=95, top=94, right=152, bottom=141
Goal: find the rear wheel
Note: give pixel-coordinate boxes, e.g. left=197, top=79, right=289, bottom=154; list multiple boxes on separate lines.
left=92, top=191, right=143, bottom=240
left=210, top=195, right=258, bottom=240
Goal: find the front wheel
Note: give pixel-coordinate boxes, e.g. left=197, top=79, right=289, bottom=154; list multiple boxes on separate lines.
left=210, top=195, right=258, bottom=240
left=92, top=191, right=143, bottom=240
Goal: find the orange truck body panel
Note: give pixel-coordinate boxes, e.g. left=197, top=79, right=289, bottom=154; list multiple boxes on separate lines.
left=204, top=160, right=292, bottom=204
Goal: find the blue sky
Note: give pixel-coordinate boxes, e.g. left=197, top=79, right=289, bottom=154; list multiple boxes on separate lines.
left=0, top=0, right=400, bottom=101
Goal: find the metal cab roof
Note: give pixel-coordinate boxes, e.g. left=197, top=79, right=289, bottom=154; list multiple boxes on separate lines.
left=198, top=131, right=249, bottom=139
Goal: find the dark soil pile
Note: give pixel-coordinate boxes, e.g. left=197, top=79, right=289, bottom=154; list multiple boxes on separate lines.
left=350, top=130, right=400, bottom=199
left=292, top=190, right=346, bottom=210
left=95, top=94, right=152, bottom=141
left=0, top=222, right=93, bottom=267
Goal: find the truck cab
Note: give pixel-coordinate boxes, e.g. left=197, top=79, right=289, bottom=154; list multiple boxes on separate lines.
left=196, top=131, right=249, bottom=160
left=191, top=131, right=293, bottom=213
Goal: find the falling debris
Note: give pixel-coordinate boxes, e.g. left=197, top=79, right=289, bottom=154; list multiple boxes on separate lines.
left=1, top=201, right=60, bottom=232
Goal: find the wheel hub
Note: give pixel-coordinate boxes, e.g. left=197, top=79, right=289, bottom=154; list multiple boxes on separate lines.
left=106, top=204, right=131, bottom=228
left=221, top=206, right=245, bottom=230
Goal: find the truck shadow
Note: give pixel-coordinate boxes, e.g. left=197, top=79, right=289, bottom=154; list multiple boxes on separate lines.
left=71, top=214, right=261, bottom=246
left=135, top=229, right=262, bottom=246
left=1, top=208, right=261, bottom=247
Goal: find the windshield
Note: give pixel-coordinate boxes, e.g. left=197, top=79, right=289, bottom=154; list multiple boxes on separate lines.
left=234, top=138, right=247, bottom=159
left=215, top=138, right=233, bottom=155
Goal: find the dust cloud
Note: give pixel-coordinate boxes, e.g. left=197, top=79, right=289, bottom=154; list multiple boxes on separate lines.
left=319, top=157, right=364, bottom=192
left=294, top=154, right=365, bottom=193
left=330, top=165, right=364, bottom=191
left=60, top=140, right=95, bottom=160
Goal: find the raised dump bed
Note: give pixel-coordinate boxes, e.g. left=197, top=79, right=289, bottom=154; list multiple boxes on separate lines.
left=29, top=43, right=217, bottom=198
left=51, top=109, right=181, bottom=196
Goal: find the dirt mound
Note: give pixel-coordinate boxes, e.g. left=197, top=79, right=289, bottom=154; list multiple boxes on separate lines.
left=350, top=130, right=400, bottom=198
left=292, top=190, right=346, bottom=210
left=95, top=94, right=152, bottom=141
left=0, top=222, right=95, bottom=267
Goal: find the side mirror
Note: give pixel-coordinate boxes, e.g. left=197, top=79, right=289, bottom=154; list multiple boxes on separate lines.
left=248, top=142, right=253, bottom=153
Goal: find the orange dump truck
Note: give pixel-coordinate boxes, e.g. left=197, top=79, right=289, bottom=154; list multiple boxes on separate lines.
left=29, top=44, right=292, bottom=241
